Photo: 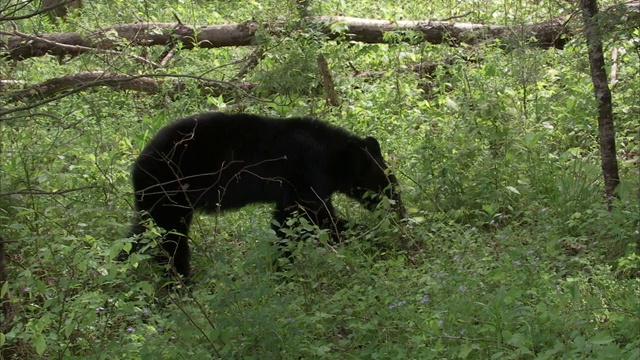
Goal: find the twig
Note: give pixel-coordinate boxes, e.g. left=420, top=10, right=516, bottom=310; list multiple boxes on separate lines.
left=0, top=185, right=103, bottom=196
left=232, top=47, right=265, bottom=81
left=436, top=11, right=473, bottom=22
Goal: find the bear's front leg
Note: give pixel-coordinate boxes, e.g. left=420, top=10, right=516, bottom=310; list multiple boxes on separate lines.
left=148, top=208, right=193, bottom=282
left=307, top=198, right=347, bottom=244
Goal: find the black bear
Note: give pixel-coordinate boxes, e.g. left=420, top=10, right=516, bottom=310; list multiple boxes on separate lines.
left=125, top=112, right=404, bottom=279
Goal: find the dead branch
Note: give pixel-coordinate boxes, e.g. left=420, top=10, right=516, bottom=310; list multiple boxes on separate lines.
left=2, top=71, right=257, bottom=106
left=7, top=72, right=162, bottom=100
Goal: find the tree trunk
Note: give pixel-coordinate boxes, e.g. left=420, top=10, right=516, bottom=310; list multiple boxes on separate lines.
left=317, top=54, right=340, bottom=107
left=0, top=237, right=15, bottom=334
left=580, top=0, right=621, bottom=208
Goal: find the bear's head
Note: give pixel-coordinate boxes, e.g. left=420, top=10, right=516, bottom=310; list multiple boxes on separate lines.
left=344, top=136, right=406, bottom=219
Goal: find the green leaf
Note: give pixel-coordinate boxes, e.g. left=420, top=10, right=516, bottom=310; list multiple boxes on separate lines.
left=408, top=216, right=425, bottom=224
left=458, top=343, right=477, bottom=358
left=34, top=334, right=46, bottom=356
left=444, top=98, right=459, bottom=112
left=209, top=328, right=220, bottom=341
left=64, top=321, right=75, bottom=338
left=329, top=21, right=349, bottom=34
left=567, top=282, right=581, bottom=302
left=484, top=64, right=497, bottom=76
left=506, top=186, right=521, bottom=195
left=587, top=332, right=614, bottom=345
left=0, top=281, right=8, bottom=298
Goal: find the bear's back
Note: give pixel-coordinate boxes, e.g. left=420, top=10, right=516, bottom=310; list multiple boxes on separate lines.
left=145, top=112, right=358, bottom=157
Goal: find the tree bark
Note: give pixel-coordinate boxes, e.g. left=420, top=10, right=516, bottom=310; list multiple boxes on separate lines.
left=4, top=2, right=639, bottom=61
left=317, top=54, right=340, bottom=107
left=580, top=0, right=621, bottom=208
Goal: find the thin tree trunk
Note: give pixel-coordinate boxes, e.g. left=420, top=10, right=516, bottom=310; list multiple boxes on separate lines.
left=0, top=237, right=15, bottom=334
left=580, top=0, right=621, bottom=209
left=317, top=54, right=340, bottom=107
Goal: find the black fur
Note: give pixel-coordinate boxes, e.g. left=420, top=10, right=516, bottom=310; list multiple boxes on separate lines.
left=126, top=112, right=403, bottom=279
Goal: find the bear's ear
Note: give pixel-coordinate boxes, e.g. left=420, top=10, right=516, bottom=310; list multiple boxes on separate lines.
left=342, top=139, right=369, bottom=173
left=344, top=137, right=381, bottom=165
left=362, top=136, right=382, bottom=155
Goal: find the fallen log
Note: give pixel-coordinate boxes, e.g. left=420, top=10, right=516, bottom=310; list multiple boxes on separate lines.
left=3, top=2, right=638, bottom=61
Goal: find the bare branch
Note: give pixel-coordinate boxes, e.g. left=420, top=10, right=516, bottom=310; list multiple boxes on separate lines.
left=0, top=185, right=104, bottom=196
left=9, top=71, right=160, bottom=100
left=0, top=72, right=257, bottom=117
left=0, top=0, right=60, bottom=22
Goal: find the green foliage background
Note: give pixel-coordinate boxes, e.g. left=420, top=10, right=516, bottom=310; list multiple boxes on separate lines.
left=0, top=0, right=638, bottom=358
